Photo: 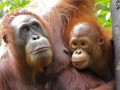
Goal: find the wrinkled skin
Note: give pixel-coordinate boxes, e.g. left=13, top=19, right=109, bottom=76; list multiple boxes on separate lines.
left=10, top=15, right=52, bottom=71
left=0, top=11, right=53, bottom=90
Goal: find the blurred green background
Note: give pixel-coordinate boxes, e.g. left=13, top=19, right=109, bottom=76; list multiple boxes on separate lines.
left=0, top=0, right=111, bottom=29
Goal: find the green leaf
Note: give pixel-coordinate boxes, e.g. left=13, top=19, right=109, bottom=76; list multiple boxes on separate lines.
left=0, top=1, right=9, bottom=10
left=105, top=12, right=111, bottom=21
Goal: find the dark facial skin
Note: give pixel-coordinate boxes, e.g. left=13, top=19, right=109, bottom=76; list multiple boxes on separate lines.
left=69, top=23, right=104, bottom=69
left=11, top=15, right=53, bottom=71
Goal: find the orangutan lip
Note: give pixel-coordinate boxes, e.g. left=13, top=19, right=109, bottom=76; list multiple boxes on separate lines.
left=30, top=47, right=49, bottom=54
left=73, top=61, right=86, bottom=66
left=73, top=60, right=86, bottom=63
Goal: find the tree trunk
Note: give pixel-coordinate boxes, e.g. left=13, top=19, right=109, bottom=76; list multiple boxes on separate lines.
left=111, top=0, right=120, bottom=90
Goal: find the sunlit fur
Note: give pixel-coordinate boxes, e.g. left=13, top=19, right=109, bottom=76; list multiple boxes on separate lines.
left=0, top=9, right=52, bottom=90
left=38, top=0, right=107, bottom=90
left=63, top=16, right=114, bottom=89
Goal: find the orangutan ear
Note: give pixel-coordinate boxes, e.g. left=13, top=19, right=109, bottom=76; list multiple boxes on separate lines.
left=3, top=34, right=9, bottom=44
left=99, top=37, right=104, bottom=45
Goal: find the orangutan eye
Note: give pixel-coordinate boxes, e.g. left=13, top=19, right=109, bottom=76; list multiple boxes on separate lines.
left=81, top=41, right=86, bottom=46
left=21, top=25, right=29, bottom=33
left=81, top=41, right=88, bottom=48
left=32, top=22, right=39, bottom=29
left=71, top=40, right=78, bottom=50
left=72, top=41, right=78, bottom=46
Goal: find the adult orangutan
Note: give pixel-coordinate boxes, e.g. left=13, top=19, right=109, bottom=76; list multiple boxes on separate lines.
left=0, top=0, right=113, bottom=90
left=37, top=0, right=107, bottom=90
left=0, top=9, right=52, bottom=90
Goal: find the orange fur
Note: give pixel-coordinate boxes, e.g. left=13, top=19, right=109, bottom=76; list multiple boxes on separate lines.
left=0, top=9, right=51, bottom=90
left=63, top=16, right=114, bottom=85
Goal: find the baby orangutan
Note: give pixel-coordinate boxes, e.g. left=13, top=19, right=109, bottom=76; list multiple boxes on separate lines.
left=63, top=18, right=115, bottom=90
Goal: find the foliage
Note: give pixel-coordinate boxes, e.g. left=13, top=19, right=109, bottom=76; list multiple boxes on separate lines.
left=95, top=0, right=111, bottom=28
left=0, top=0, right=30, bottom=18
left=0, top=0, right=111, bottom=28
